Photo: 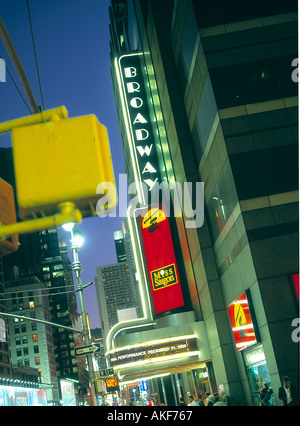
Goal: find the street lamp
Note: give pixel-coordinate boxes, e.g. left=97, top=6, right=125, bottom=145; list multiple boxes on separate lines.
left=62, top=222, right=97, bottom=406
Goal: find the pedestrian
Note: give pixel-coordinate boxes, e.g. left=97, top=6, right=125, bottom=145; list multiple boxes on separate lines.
left=207, top=394, right=215, bottom=406
left=204, top=391, right=210, bottom=405
left=197, top=394, right=205, bottom=406
left=188, top=395, right=198, bottom=406
left=278, top=376, right=299, bottom=406
left=213, top=396, right=225, bottom=406
left=259, top=383, right=274, bottom=406
left=178, top=397, right=186, bottom=406
left=219, top=390, right=231, bottom=406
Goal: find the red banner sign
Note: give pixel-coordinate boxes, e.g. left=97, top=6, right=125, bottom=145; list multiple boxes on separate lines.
left=139, top=205, right=184, bottom=314
left=228, top=292, right=257, bottom=351
left=292, top=274, right=299, bottom=299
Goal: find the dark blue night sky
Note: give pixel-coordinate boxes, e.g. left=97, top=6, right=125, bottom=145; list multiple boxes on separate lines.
left=0, top=0, right=127, bottom=328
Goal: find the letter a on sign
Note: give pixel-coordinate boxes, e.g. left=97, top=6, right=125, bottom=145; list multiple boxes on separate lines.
left=133, top=113, right=148, bottom=124
left=142, top=162, right=157, bottom=174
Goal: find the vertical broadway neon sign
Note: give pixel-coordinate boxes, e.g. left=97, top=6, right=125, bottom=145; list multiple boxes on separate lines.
left=115, top=52, right=185, bottom=315
left=115, top=53, right=161, bottom=202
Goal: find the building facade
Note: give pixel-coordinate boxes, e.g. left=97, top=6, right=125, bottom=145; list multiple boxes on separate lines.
left=5, top=276, right=58, bottom=403
left=0, top=257, right=11, bottom=379
left=95, top=261, right=139, bottom=345
left=108, top=0, right=299, bottom=406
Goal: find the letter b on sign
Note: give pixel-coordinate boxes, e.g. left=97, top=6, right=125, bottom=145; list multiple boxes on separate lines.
left=124, top=67, right=137, bottom=78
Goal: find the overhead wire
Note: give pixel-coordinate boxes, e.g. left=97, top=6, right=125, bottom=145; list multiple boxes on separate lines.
left=0, top=53, right=32, bottom=114
left=1, top=288, right=79, bottom=303
left=0, top=283, right=79, bottom=297
left=26, top=0, right=45, bottom=111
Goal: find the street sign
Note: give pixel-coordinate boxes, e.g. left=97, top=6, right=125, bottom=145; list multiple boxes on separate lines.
left=75, top=344, right=100, bottom=357
left=99, top=368, right=114, bottom=378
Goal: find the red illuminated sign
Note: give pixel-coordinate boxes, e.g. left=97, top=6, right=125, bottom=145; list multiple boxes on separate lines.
left=140, top=204, right=184, bottom=314
left=292, top=274, right=299, bottom=299
left=228, top=292, right=258, bottom=351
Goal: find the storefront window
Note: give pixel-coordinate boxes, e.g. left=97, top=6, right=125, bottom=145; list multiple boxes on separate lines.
left=243, top=345, right=276, bottom=406
left=247, top=362, right=270, bottom=393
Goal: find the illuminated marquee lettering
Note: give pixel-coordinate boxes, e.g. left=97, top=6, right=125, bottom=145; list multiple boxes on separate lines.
left=118, top=53, right=161, bottom=193
left=144, top=178, right=158, bottom=191
left=124, top=67, right=137, bottom=78
left=127, top=82, right=141, bottom=93
left=135, top=129, right=149, bottom=140
left=130, top=97, right=143, bottom=108
left=133, top=113, right=147, bottom=124
left=136, top=145, right=153, bottom=157
left=116, top=53, right=186, bottom=316
left=142, top=162, right=157, bottom=174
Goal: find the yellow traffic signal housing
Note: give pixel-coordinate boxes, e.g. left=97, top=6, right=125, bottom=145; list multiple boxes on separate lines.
left=11, top=114, right=117, bottom=219
left=0, top=178, right=19, bottom=256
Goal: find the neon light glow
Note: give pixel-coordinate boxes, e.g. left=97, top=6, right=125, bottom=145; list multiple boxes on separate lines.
left=114, top=351, right=200, bottom=371
left=107, top=334, right=196, bottom=355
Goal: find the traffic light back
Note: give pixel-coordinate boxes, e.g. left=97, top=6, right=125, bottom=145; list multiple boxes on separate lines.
left=12, top=115, right=117, bottom=219
left=0, top=178, right=19, bottom=256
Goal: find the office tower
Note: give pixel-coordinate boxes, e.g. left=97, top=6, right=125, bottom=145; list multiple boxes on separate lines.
left=96, top=220, right=141, bottom=350
left=0, top=257, right=11, bottom=379
left=95, top=262, right=139, bottom=348
left=5, top=276, right=59, bottom=403
left=108, top=0, right=298, bottom=406
left=114, top=230, right=127, bottom=263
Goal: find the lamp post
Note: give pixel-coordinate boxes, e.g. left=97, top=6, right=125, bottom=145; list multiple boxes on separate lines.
left=62, top=223, right=97, bottom=406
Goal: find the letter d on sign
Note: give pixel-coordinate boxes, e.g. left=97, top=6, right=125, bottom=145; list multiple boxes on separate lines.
left=0, top=58, right=6, bottom=82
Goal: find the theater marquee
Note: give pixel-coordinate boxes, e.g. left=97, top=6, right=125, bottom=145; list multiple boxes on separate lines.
left=107, top=335, right=199, bottom=369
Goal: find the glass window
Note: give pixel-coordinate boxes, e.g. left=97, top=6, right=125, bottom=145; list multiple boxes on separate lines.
left=35, top=357, right=40, bottom=365
left=207, top=159, right=239, bottom=243
left=32, top=334, right=38, bottom=342
left=230, top=143, right=298, bottom=199
left=247, top=362, right=270, bottom=393
left=210, top=55, right=297, bottom=109
left=52, top=271, right=64, bottom=278
left=179, top=2, right=198, bottom=82
left=193, top=75, right=218, bottom=154
left=15, top=337, right=21, bottom=346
